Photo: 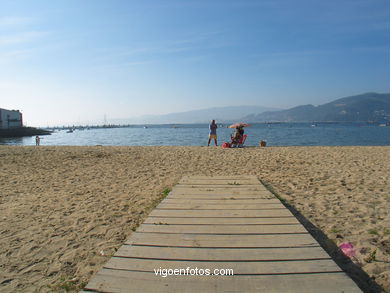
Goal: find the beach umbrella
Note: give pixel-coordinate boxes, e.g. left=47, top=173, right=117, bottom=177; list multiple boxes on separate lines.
left=228, top=122, right=251, bottom=128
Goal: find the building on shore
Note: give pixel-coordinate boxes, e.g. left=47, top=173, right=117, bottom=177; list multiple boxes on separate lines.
left=0, top=108, right=23, bottom=129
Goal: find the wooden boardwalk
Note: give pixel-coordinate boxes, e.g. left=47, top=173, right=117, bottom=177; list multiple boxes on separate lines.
left=82, top=176, right=361, bottom=292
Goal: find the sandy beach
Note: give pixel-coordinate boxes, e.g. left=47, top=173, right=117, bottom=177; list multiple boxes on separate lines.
left=0, top=146, right=389, bottom=292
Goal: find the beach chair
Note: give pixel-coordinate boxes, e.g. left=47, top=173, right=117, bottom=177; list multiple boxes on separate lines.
left=238, top=134, right=247, bottom=148
left=230, top=134, right=247, bottom=148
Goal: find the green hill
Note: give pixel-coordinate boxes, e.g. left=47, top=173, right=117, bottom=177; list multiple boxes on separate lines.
left=243, top=93, right=390, bottom=122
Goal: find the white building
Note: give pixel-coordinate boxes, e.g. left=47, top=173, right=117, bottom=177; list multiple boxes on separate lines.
left=0, top=108, right=23, bottom=129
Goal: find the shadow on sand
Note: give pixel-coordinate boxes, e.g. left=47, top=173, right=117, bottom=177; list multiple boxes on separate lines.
left=261, top=180, right=384, bottom=293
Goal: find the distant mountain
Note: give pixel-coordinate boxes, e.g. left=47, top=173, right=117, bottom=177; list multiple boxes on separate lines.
left=242, top=93, right=390, bottom=122
left=111, top=106, right=280, bottom=124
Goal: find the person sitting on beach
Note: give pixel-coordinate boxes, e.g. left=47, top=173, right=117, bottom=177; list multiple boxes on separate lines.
left=231, top=126, right=244, bottom=147
left=208, top=120, right=218, bottom=146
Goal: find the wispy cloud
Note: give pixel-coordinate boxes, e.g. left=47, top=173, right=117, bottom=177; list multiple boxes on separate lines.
left=101, top=31, right=226, bottom=56
left=94, top=30, right=228, bottom=69
left=0, top=16, right=34, bottom=27
left=92, top=59, right=158, bottom=72
left=0, top=15, right=49, bottom=56
left=266, top=45, right=390, bottom=58
left=163, top=31, right=230, bottom=52
left=254, top=44, right=390, bottom=70
left=0, top=49, right=33, bottom=64
left=0, top=15, right=49, bottom=64
left=178, top=55, right=206, bottom=64
left=0, top=31, right=49, bottom=46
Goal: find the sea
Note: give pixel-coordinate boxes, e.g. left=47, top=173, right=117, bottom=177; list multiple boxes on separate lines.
left=1, top=122, right=389, bottom=147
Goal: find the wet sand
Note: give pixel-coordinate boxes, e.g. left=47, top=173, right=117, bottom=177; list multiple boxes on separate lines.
left=0, top=146, right=389, bottom=292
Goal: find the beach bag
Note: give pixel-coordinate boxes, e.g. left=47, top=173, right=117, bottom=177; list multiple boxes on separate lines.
left=222, top=142, right=231, bottom=148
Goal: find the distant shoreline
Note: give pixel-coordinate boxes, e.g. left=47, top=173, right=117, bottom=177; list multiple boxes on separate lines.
left=44, top=121, right=389, bottom=129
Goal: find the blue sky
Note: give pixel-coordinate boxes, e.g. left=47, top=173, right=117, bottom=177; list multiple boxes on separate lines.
left=1, top=0, right=390, bottom=126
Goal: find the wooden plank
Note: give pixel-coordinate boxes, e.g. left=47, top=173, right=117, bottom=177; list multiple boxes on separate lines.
left=126, top=232, right=319, bottom=248
left=173, top=188, right=267, bottom=193
left=181, top=175, right=258, bottom=180
left=169, top=189, right=272, bottom=195
left=149, top=209, right=293, bottom=218
left=169, top=189, right=275, bottom=198
left=156, top=203, right=285, bottom=210
left=104, top=258, right=342, bottom=274
left=167, top=194, right=275, bottom=199
left=137, top=224, right=307, bottom=234
left=179, top=179, right=260, bottom=185
left=173, top=185, right=266, bottom=190
left=172, top=187, right=268, bottom=191
left=179, top=177, right=259, bottom=181
left=115, top=245, right=329, bottom=261
left=144, top=217, right=300, bottom=225
left=162, top=198, right=282, bottom=204
left=170, top=190, right=265, bottom=195
left=84, top=270, right=361, bottom=293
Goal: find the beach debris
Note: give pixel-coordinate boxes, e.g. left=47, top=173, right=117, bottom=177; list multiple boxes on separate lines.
left=99, top=250, right=105, bottom=256
left=339, top=242, right=362, bottom=265
left=339, top=242, right=356, bottom=258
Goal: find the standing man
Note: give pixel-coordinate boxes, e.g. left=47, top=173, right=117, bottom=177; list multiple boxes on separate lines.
left=208, top=120, right=218, bottom=146
left=35, top=136, right=40, bottom=146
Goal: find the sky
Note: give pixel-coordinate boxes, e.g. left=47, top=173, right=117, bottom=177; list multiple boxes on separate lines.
left=1, top=0, right=390, bottom=126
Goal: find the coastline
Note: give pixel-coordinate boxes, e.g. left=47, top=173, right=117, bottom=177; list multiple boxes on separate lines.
left=0, top=146, right=389, bottom=292
left=0, top=127, right=52, bottom=138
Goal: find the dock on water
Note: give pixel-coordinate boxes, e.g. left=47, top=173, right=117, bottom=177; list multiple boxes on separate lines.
left=82, top=175, right=361, bottom=292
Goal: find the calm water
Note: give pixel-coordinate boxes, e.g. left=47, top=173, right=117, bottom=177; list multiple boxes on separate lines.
left=1, top=123, right=390, bottom=146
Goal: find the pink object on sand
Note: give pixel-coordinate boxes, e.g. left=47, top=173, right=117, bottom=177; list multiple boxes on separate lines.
left=339, top=242, right=356, bottom=258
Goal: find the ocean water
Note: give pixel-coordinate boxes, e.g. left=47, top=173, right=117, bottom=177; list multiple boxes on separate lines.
left=1, top=123, right=390, bottom=146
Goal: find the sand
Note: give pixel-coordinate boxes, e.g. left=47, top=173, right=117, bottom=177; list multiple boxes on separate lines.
left=0, top=146, right=389, bottom=292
